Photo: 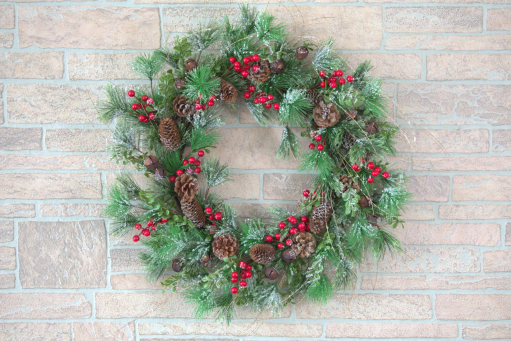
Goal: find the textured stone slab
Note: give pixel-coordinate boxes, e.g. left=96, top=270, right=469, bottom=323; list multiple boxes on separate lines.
left=73, top=322, right=135, bottom=341
left=40, top=203, right=106, bottom=217
left=427, top=54, right=511, bottom=80
left=296, top=294, right=432, bottom=319
left=206, top=174, right=260, bottom=200
left=0, top=293, right=91, bottom=319
left=414, top=156, right=511, bottom=171
left=0, top=33, right=13, bottom=49
left=396, top=223, right=500, bottom=246
left=326, top=322, right=457, bottom=338
left=487, top=8, right=511, bottom=31
left=385, top=7, right=482, bottom=33
left=0, top=274, right=15, bottom=289
left=0, top=204, right=35, bottom=218
left=484, top=250, right=511, bottom=273
left=0, top=6, right=14, bottom=29
left=361, top=275, right=511, bottom=290
left=19, top=220, right=107, bottom=288
left=0, top=323, right=71, bottom=340
left=263, top=173, right=315, bottom=200
left=0, top=221, right=14, bottom=243
left=0, top=247, right=15, bottom=270
left=493, top=129, right=511, bottom=152
left=19, top=7, right=160, bottom=49
left=7, top=84, right=103, bottom=124
left=397, top=84, right=511, bottom=126
left=400, top=204, right=435, bottom=221
left=463, top=324, right=511, bottom=340
left=407, top=176, right=450, bottom=202
left=46, top=129, right=110, bottom=152
left=345, top=53, right=422, bottom=79
left=68, top=53, right=142, bottom=80
left=110, top=273, right=169, bottom=290
left=0, top=154, right=118, bottom=171
left=396, top=129, right=489, bottom=153
left=0, top=128, right=42, bottom=151
left=385, top=34, right=511, bottom=51
left=110, top=248, right=143, bottom=272
left=361, top=247, right=480, bottom=273
left=439, top=204, right=511, bottom=220
left=0, top=173, right=102, bottom=199
left=0, top=52, right=63, bottom=79
left=436, top=294, right=511, bottom=320
left=453, top=175, right=511, bottom=201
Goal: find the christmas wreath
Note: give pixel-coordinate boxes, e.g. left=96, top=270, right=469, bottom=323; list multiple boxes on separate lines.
left=100, top=4, right=410, bottom=323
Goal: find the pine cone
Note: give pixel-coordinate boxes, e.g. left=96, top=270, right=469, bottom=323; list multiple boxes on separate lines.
left=159, top=117, right=181, bottom=152
left=218, top=79, right=238, bottom=103
left=306, top=89, right=321, bottom=107
left=359, top=195, right=372, bottom=208
left=249, top=244, right=275, bottom=264
left=154, top=167, right=166, bottom=181
left=248, top=60, right=271, bottom=83
left=175, top=174, right=198, bottom=202
left=309, top=200, right=333, bottom=234
left=341, top=131, right=356, bottom=150
left=313, top=101, right=341, bottom=128
left=212, top=234, right=239, bottom=259
left=174, top=77, right=185, bottom=90
left=180, top=197, right=206, bottom=228
left=340, top=175, right=360, bottom=193
left=365, top=121, right=379, bottom=135
left=291, top=232, right=316, bottom=258
left=173, top=95, right=193, bottom=117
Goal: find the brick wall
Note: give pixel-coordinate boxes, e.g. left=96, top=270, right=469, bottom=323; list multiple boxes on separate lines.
left=1, top=1, right=510, bottom=340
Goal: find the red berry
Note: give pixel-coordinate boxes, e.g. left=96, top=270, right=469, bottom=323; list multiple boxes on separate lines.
left=245, top=264, right=252, bottom=271
left=252, top=65, right=259, bottom=72
left=265, top=103, right=272, bottom=109
left=238, top=261, right=247, bottom=269
left=267, top=94, right=274, bottom=101
left=329, top=77, right=337, bottom=83
left=231, top=277, right=238, bottom=283
left=259, top=96, right=267, bottom=103
left=286, top=239, right=293, bottom=246
left=265, top=235, right=273, bottom=242
left=309, top=143, right=315, bottom=150
left=347, top=75, right=354, bottom=82
left=176, top=169, right=183, bottom=176
left=288, top=216, right=295, bottom=223
left=317, top=144, right=324, bottom=151
left=234, top=61, right=241, bottom=68
left=277, top=243, right=284, bottom=249
left=161, top=218, right=168, bottom=223
left=208, top=100, right=214, bottom=107
left=205, top=207, right=213, bottom=214
left=244, top=92, right=251, bottom=99
left=243, top=57, right=250, bottom=64
left=128, top=90, right=135, bottom=97
left=320, top=81, right=326, bottom=88
left=135, top=223, right=142, bottom=230
left=188, top=157, right=195, bottom=163
left=246, top=86, right=254, bottom=94
left=290, top=228, right=297, bottom=235
left=330, top=82, right=337, bottom=88
left=231, top=287, right=238, bottom=294
left=201, top=104, right=206, bottom=110
left=194, top=167, right=201, bottom=174
left=252, top=54, right=260, bottom=61
left=198, top=150, right=205, bottom=157
left=232, top=271, right=239, bottom=277
left=142, top=229, right=151, bottom=237
left=229, top=56, right=236, bottom=63
left=182, top=160, right=189, bottom=166
left=234, top=66, right=241, bottom=72
left=132, top=103, right=140, bottom=110
left=301, top=216, right=308, bottom=222
left=195, top=103, right=202, bottom=110
left=169, top=175, right=176, bottom=183
left=275, top=233, right=281, bottom=240
left=215, top=212, right=222, bottom=220
left=352, top=164, right=359, bottom=171
left=319, top=70, right=326, bottom=77
left=273, top=103, right=280, bottom=110
left=367, top=162, right=375, bottom=170
left=315, top=135, right=322, bottom=142
left=298, top=222, right=306, bottom=230
left=336, top=70, right=344, bottom=77
left=382, top=172, right=390, bottom=179
left=239, top=280, right=247, bottom=287
left=339, top=78, right=346, bottom=85
left=374, top=167, right=381, bottom=173
left=372, top=170, right=379, bottom=177
left=367, top=177, right=374, bottom=183
left=132, top=235, right=140, bottom=242
left=241, top=71, right=249, bottom=77
left=244, top=271, right=252, bottom=278
left=141, top=95, right=148, bottom=102
left=145, top=221, right=153, bottom=227
left=254, top=98, right=260, bottom=104
left=148, top=113, right=155, bottom=120
left=138, top=115, right=146, bottom=122
left=303, top=189, right=310, bottom=197
left=278, top=222, right=286, bottom=229
left=209, top=214, right=215, bottom=220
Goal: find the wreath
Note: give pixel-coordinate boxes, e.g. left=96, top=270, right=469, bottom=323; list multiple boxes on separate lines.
left=100, top=4, right=410, bottom=323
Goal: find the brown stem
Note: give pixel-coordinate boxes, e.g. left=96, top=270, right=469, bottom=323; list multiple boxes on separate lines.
left=197, top=50, right=203, bottom=64
left=300, top=61, right=312, bottom=68
left=204, top=187, right=210, bottom=201
left=248, top=39, right=260, bottom=50
left=272, top=86, right=284, bottom=97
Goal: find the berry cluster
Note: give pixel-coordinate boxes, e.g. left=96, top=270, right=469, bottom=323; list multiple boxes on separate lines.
left=243, top=89, right=280, bottom=110
left=169, top=150, right=205, bottom=182
left=128, top=90, right=156, bottom=122
left=205, top=206, right=223, bottom=234
left=318, top=69, right=354, bottom=89
left=352, top=161, right=389, bottom=183
left=194, top=94, right=217, bottom=112
left=132, top=218, right=169, bottom=242
left=308, top=130, right=325, bottom=151
left=229, top=54, right=260, bottom=78
left=230, top=261, right=253, bottom=294
left=266, top=215, right=311, bottom=250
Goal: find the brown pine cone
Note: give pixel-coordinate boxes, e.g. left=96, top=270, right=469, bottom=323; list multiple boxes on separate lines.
left=174, top=77, right=185, bottom=90
left=175, top=174, right=199, bottom=202
left=212, top=234, right=239, bottom=259
left=249, top=244, right=275, bottom=264
left=180, top=197, right=206, bottom=228
left=219, top=79, right=238, bottom=103
left=309, top=200, right=334, bottom=234
left=306, top=88, right=321, bottom=107
left=291, top=232, right=317, bottom=258
left=340, top=175, right=360, bottom=193
left=159, top=117, right=181, bottom=152
left=341, top=131, right=356, bottom=150
left=313, top=101, right=341, bottom=128
left=173, top=95, right=193, bottom=117
left=248, top=60, right=271, bottom=83
left=359, top=195, right=372, bottom=208
left=154, top=167, right=166, bottom=181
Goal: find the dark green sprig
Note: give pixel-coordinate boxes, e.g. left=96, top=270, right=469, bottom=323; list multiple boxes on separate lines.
left=276, top=126, right=300, bottom=160
left=183, top=65, right=221, bottom=102
left=98, top=84, right=131, bottom=123
left=132, top=52, right=165, bottom=81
